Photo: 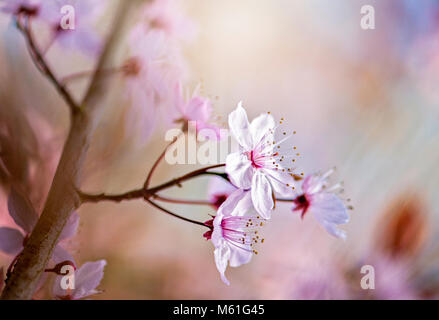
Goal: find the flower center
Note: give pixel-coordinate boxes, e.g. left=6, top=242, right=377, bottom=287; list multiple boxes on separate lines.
left=122, top=57, right=142, bottom=77
left=293, top=194, right=310, bottom=218
left=221, top=216, right=265, bottom=254
left=211, top=193, right=228, bottom=209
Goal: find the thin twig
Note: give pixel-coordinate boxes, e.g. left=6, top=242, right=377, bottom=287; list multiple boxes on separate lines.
left=17, top=17, right=80, bottom=115
left=144, top=134, right=180, bottom=189
left=152, top=194, right=212, bottom=206
left=145, top=199, right=208, bottom=227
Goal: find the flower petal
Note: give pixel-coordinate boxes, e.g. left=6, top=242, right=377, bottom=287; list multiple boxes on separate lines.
left=228, top=102, right=253, bottom=150
left=229, top=246, right=252, bottom=268
left=185, top=96, right=211, bottom=122
left=249, top=113, right=275, bottom=147
left=263, top=168, right=297, bottom=197
left=7, top=187, right=38, bottom=234
left=0, top=227, right=24, bottom=256
left=214, top=240, right=231, bottom=285
left=51, top=245, right=75, bottom=266
left=59, top=211, right=79, bottom=241
left=218, top=189, right=254, bottom=218
left=225, top=152, right=254, bottom=189
left=73, top=260, right=107, bottom=299
left=310, top=193, right=349, bottom=239
left=251, top=171, right=274, bottom=219
left=207, top=176, right=236, bottom=203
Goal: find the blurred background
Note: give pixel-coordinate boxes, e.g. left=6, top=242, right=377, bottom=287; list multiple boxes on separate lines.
left=1, top=0, right=439, bottom=299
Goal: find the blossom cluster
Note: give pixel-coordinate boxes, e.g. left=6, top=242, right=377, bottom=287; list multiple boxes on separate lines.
left=0, top=0, right=351, bottom=298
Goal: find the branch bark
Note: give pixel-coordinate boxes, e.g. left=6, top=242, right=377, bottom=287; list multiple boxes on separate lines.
left=0, top=0, right=141, bottom=300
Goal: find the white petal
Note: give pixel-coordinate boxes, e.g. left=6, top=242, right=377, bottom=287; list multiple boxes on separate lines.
left=302, top=174, right=326, bottom=194
left=225, top=152, right=254, bottom=189
left=228, top=102, right=253, bottom=150
left=310, top=193, right=349, bottom=239
left=74, top=260, right=107, bottom=299
left=0, top=227, right=24, bottom=256
left=249, top=113, right=275, bottom=147
left=251, top=171, right=274, bottom=219
left=263, top=168, right=297, bottom=197
left=229, top=246, right=252, bottom=268
left=214, top=240, right=231, bottom=285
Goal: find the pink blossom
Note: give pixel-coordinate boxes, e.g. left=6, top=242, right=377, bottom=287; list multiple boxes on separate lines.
left=0, top=0, right=40, bottom=16
left=207, top=176, right=237, bottom=209
left=52, top=260, right=107, bottom=300
left=0, top=188, right=79, bottom=264
left=139, top=0, right=196, bottom=41
left=225, top=103, right=296, bottom=218
left=123, top=27, right=171, bottom=140
left=292, top=169, right=349, bottom=239
left=172, top=82, right=221, bottom=139
left=204, top=189, right=264, bottom=285
left=38, top=0, right=105, bottom=56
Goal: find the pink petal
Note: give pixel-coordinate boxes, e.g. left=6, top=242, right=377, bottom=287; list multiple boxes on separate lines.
left=225, top=152, right=254, bottom=189
left=51, top=245, right=75, bottom=266
left=251, top=171, right=274, bottom=219
left=185, top=96, right=211, bottom=122
left=7, top=187, right=38, bottom=234
left=264, top=168, right=297, bottom=197
left=207, top=176, right=236, bottom=202
left=0, top=227, right=24, bottom=256
left=228, top=102, right=253, bottom=150
left=73, top=260, right=107, bottom=299
left=59, top=211, right=79, bottom=241
left=218, top=189, right=253, bottom=218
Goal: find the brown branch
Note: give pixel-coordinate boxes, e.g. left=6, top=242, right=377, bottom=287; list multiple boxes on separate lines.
left=145, top=199, right=208, bottom=227
left=17, top=17, right=80, bottom=115
left=0, top=0, right=142, bottom=300
left=152, top=195, right=212, bottom=206
left=79, top=164, right=225, bottom=203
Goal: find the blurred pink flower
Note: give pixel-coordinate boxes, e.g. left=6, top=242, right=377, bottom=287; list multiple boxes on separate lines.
left=226, top=103, right=296, bottom=218
left=0, top=188, right=79, bottom=263
left=292, top=169, right=349, bottom=239
left=52, top=260, right=107, bottom=300
left=362, top=255, right=418, bottom=300
left=39, top=0, right=105, bottom=56
left=123, top=27, right=171, bottom=140
left=0, top=0, right=40, bottom=15
left=204, top=189, right=264, bottom=285
left=207, top=176, right=237, bottom=209
left=140, top=0, right=196, bottom=41
left=172, top=82, right=221, bottom=139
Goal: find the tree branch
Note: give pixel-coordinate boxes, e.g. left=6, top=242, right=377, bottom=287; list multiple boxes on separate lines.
left=78, top=164, right=225, bottom=204
left=17, top=17, right=80, bottom=116
left=0, top=0, right=142, bottom=300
